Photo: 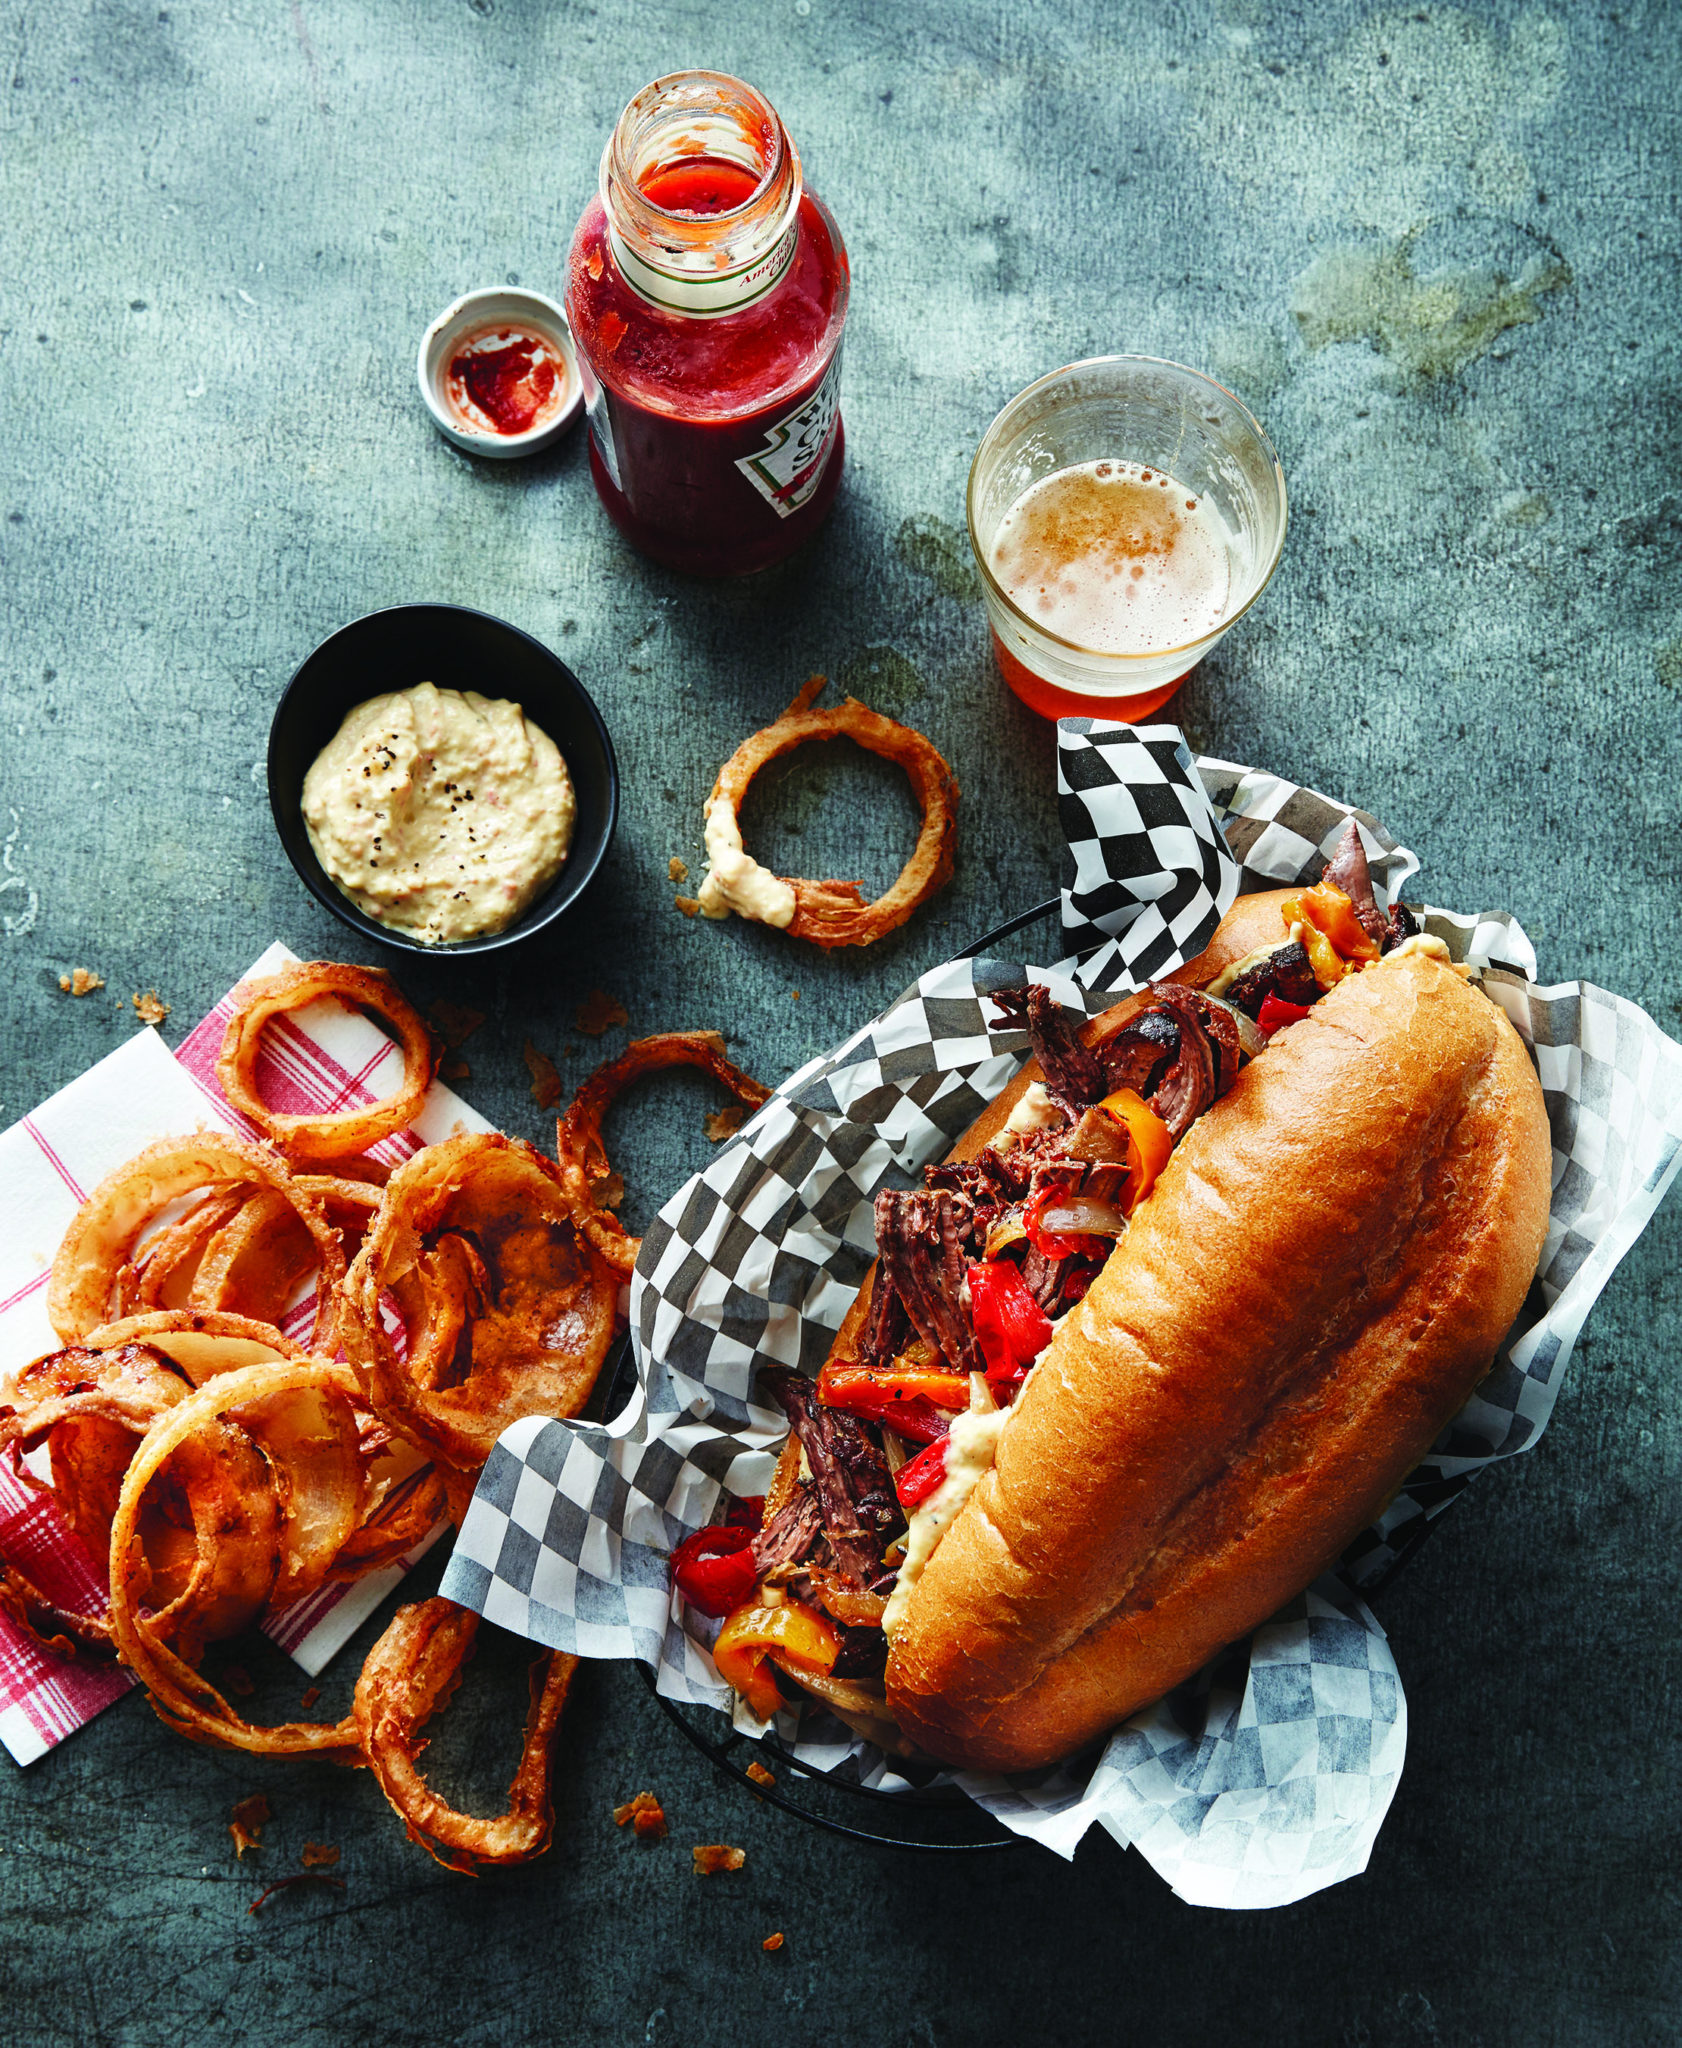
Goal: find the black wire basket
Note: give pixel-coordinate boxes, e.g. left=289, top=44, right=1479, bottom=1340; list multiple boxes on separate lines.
left=609, top=900, right=1066, bottom=1853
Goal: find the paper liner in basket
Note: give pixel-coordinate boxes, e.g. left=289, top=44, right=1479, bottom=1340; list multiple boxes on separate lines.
left=442, top=723, right=1682, bottom=1909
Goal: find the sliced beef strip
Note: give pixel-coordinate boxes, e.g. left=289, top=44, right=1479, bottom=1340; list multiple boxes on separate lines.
left=1147, top=983, right=1243, bottom=1107
left=1222, top=938, right=1319, bottom=1018
left=1140, top=990, right=1220, bottom=1141
left=1383, top=901, right=1421, bottom=952
left=988, top=984, right=1102, bottom=1116
left=1323, top=818, right=1389, bottom=946
left=830, top=1624, right=890, bottom=1681
left=761, top=1369, right=905, bottom=1588
left=752, top=1485, right=824, bottom=1577
left=855, top=1266, right=911, bottom=1374
left=874, top=1188, right=984, bottom=1378
left=1099, top=1009, right=1180, bottom=1096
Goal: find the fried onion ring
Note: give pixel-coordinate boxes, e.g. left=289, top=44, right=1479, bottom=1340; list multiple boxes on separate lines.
left=695, top=676, right=959, bottom=948
left=341, top=1135, right=617, bottom=1468
left=107, top=1360, right=364, bottom=1757
left=353, top=1596, right=576, bottom=1873
left=189, top=1189, right=321, bottom=1326
left=49, top=1135, right=344, bottom=1352
left=214, top=961, right=439, bottom=1163
left=555, top=1032, right=771, bottom=1277
left=114, top=1188, right=248, bottom=1316
left=82, top=1311, right=303, bottom=1383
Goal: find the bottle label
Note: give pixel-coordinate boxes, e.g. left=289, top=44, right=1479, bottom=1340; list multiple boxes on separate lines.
left=607, top=220, right=798, bottom=319
left=574, top=348, right=622, bottom=490
left=734, top=350, right=844, bottom=519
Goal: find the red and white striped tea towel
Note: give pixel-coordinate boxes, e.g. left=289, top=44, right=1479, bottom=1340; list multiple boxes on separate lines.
left=0, top=942, right=490, bottom=1764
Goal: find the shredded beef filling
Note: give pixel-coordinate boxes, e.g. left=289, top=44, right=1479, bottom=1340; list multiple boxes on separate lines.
left=1222, top=939, right=1320, bottom=1018
left=874, top=1188, right=985, bottom=1377
left=1383, top=902, right=1421, bottom=951
left=1323, top=818, right=1389, bottom=947
left=762, top=1368, right=904, bottom=1589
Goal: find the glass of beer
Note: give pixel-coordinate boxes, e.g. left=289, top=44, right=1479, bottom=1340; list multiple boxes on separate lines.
left=967, top=355, right=1287, bottom=721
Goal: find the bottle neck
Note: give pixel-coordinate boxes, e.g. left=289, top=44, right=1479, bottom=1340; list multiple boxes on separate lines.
left=599, top=71, right=803, bottom=320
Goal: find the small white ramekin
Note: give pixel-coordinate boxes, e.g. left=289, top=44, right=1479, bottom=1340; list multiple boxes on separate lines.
left=417, top=287, right=584, bottom=459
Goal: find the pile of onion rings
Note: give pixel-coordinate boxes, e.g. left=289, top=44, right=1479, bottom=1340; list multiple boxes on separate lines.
left=695, top=676, right=960, bottom=949
left=0, top=958, right=777, bottom=1871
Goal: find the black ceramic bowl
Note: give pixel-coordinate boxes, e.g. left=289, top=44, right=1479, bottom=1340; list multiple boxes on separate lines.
left=269, top=604, right=617, bottom=957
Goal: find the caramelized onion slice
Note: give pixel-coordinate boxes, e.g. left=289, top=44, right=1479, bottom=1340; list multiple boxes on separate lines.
left=354, top=1596, right=576, bottom=1873
left=48, top=1134, right=343, bottom=1352
left=342, top=1134, right=617, bottom=1468
left=697, top=677, right=960, bottom=950
left=555, top=1032, right=771, bottom=1277
left=107, top=1361, right=364, bottom=1757
left=215, top=961, right=439, bottom=1164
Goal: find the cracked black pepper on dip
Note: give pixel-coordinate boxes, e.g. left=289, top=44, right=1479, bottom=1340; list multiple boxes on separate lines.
left=301, top=681, right=576, bottom=944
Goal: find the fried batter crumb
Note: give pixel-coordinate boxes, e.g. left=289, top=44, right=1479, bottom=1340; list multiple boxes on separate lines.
left=763, top=1932, right=785, bottom=1952
left=668, top=856, right=689, bottom=884
left=746, top=1761, right=775, bottom=1788
left=132, top=990, right=170, bottom=1027
left=705, top=1104, right=748, bottom=1144
left=247, top=1874, right=344, bottom=1914
left=426, top=999, right=486, bottom=1050
left=299, top=1687, right=320, bottom=1711
left=576, top=988, right=629, bottom=1035
left=300, top=1842, right=340, bottom=1868
left=692, top=1844, right=746, bottom=1876
left=614, top=1791, right=668, bottom=1840
left=58, top=967, right=105, bottom=996
left=674, top=896, right=700, bottom=917
left=440, top=1055, right=471, bottom=1082
left=523, top=1039, right=563, bottom=1110
left=229, top=1793, right=271, bottom=1859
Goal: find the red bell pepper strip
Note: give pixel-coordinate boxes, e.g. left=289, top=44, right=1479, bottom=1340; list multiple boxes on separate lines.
left=817, top=1362, right=963, bottom=1444
left=1256, top=991, right=1315, bottom=1037
left=967, top=1259, right=1053, bottom=1388
left=894, top=1437, right=950, bottom=1510
left=670, top=1524, right=760, bottom=1619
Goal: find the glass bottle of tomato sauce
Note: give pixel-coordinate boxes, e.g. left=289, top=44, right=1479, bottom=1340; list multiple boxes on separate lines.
left=566, top=72, right=850, bottom=577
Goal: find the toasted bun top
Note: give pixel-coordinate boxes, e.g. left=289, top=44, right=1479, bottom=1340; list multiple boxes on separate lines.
left=885, top=943, right=1552, bottom=1768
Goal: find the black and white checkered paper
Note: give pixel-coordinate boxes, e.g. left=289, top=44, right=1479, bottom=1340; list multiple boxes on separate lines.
left=441, top=721, right=1682, bottom=1909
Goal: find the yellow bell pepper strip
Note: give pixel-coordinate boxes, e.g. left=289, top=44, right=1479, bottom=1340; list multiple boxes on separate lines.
left=712, top=1599, right=840, bottom=1720
left=1282, top=880, right=1382, bottom=990
left=1098, top=1088, right=1175, bottom=1212
left=816, top=1361, right=969, bottom=1443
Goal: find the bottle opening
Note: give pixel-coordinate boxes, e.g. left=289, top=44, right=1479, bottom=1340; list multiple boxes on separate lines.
left=638, top=155, right=767, bottom=219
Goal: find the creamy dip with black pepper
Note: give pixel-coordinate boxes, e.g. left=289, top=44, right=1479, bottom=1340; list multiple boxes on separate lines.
left=302, top=682, right=575, bottom=944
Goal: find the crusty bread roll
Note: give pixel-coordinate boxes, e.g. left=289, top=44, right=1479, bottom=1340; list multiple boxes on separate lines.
left=867, top=896, right=1551, bottom=1771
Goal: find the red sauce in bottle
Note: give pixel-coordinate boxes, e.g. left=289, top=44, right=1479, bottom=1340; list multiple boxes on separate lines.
left=567, top=73, right=850, bottom=577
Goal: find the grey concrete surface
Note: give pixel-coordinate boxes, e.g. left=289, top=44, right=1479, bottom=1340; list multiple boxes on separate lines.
left=2, top=1, right=1680, bottom=2042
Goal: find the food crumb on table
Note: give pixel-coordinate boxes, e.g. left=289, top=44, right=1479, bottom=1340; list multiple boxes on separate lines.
left=675, top=894, right=700, bottom=917
left=300, top=1842, right=340, bottom=1869
left=746, top=1761, right=775, bottom=1788
left=692, top=1844, right=745, bottom=1875
left=763, top=1932, right=785, bottom=1952
left=523, top=1038, right=563, bottom=1109
left=668, top=856, right=689, bottom=883
left=575, top=987, right=629, bottom=1035
left=228, top=1794, right=270, bottom=1859
left=705, top=1103, right=748, bottom=1143
left=131, top=989, right=170, bottom=1026
left=613, top=1791, right=667, bottom=1840
left=57, top=967, right=104, bottom=996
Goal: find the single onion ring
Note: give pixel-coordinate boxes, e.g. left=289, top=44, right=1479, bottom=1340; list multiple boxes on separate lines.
left=353, top=1596, right=577, bottom=1873
left=214, top=961, right=439, bottom=1163
left=555, top=1031, right=771, bottom=1277
left=107, top=1360, right=365, bottom=1757
left=695, top=676, right=960, bottom=949
left=82, top=1311, right=304, bottom=1382
left=49, top=1135, right=344, bottom=1352
left=115, top=1188, right=248, bottom=1317
left=341, top=1134, right=618, bottom=1469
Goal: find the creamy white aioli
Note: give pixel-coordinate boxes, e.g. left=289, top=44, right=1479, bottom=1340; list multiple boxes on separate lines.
left=1389, top=932, right=1452, bottom=963
left=882, top=1374, right=1013, bottom=1641
left=696, top=795, right=797, bottom=928
left=302, top=682, right=575, bottom=945
left=994, top=1079, right=1063, bottom=1154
